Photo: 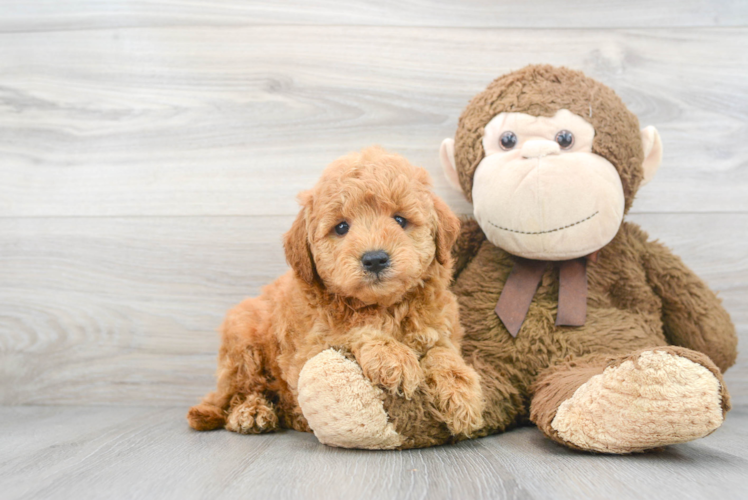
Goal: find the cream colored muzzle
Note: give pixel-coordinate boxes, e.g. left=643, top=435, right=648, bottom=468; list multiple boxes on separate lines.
left=521, top=140, right=560, bottom=158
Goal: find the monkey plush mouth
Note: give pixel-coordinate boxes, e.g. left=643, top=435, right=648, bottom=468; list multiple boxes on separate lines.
left=487, top=211, right=599, bottom=235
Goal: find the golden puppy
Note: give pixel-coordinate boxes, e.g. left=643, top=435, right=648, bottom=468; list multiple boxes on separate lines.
left=187, top=147, right=484, bottom=437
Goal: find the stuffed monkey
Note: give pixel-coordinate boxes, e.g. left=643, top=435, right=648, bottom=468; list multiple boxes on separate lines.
left=297, top=65, right=738, bottom=453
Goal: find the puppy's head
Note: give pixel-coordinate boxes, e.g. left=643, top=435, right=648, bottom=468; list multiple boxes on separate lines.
left=284, top=147, right=460, bottom=306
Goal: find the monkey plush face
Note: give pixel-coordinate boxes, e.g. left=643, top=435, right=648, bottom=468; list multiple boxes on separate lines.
left=441, top=65, right=663, bottom=261
left=471, top=109, right=624, bottom=259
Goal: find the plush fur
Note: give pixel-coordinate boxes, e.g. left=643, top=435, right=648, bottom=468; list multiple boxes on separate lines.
left=187, top=147, right=484, bottom=437
left=295, top=65, right=738, bottom=452
left=454, top=65, right=644, bottom=212
left=454, top=221, right=735, bottom=439
left=533, top=346, right=730, bottom=453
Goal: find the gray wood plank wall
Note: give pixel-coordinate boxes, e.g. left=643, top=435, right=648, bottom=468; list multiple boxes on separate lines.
left=1, top=1, right=746, bottom=407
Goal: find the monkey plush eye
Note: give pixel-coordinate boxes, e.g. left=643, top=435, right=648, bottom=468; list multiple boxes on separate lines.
left=394, top=215, right=407, bottom=228
left=499, top=131, right=518, bottom=150
left=555, top=130, right=574, bottom=149
left=334, top=221, right=349, bottom=235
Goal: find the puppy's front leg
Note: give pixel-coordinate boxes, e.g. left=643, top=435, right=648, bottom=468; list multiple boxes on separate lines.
left=352, top=332, right=424, bottom=399
left=421, top=340, right=484, bottom=436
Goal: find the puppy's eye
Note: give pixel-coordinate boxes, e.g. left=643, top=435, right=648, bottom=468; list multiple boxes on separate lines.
left=500, top=131, right=517, bottom=150
left=555, top=130, right=574, bottom=149
left=334, top=221, right=349, bottom=236
left=393, top=215, right=407, bottom=228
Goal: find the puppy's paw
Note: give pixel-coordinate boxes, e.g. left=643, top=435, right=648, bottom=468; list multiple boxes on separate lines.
left=357, top=339, right=424, bottom=398
left=439, top=369, right=485, bottom=436
left=422, top=349, right=485, bottom=436
left=225, top=393, right=279, bottom=434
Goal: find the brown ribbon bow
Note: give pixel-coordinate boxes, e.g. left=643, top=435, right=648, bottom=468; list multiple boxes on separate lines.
left=494, top=252, right=598, bottom=337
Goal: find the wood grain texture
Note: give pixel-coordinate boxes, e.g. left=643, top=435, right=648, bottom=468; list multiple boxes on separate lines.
left=0, top=27, right=746, bottom=217
left=1, top=0, right=747, bottom=31
left=0, top=3, right=744, bottom=496
left=0, top=405, right=746, bottom=500
left=1, top=213, right=745, bottom=406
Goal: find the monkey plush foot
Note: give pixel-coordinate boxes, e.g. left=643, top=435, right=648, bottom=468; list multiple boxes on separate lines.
left=550, top=348, right=729, bottom=453
left=297, top=349, right=404, bottom=449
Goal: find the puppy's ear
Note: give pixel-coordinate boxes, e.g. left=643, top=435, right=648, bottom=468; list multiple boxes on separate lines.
left=284, top=191, right=317, bottom=285
left=431, top=193, right=461, bottom=266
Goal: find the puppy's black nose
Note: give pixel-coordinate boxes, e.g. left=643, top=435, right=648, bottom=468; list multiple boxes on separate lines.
left=361, top=250, right=390, bottom=274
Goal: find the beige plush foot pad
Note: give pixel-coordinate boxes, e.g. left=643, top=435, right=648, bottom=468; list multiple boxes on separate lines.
left=298, top=349, right=404, bottom=450
left=551, top=350, right=725, bottom=453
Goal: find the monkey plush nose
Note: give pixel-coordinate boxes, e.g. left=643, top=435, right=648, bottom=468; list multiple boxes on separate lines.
left=361, top=250, right=390, bottom=274
left=522, top=140, right=560, bottom=158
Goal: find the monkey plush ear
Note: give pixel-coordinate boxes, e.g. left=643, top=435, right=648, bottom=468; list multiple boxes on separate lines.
left=440, top=138, right=462, bottom=192
left=640, top=126, right=663, bottom=186
left=283, top=192, right=317, bottom=285
left=432, top=193, right=461, bottom=266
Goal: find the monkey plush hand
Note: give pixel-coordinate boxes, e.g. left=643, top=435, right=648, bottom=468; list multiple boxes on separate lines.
left=297, top=65, right=737, bottom=453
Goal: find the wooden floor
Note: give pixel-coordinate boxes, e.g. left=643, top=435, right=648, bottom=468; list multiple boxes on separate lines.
left=1, top=404, right=746, bottom=500
left=1, top=1, right=747, bottom=498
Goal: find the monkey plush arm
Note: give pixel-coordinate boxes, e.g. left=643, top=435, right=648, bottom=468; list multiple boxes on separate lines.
left=451, top=217, right=487, bottom=280
left=641, top=236, right=737, bottom=373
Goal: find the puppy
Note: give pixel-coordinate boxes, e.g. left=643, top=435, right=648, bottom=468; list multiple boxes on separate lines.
left=187, top=147, right=484, bottom=437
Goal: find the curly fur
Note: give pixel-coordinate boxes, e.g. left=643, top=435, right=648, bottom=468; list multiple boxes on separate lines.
left=187, top=147, right=484, bottom=437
